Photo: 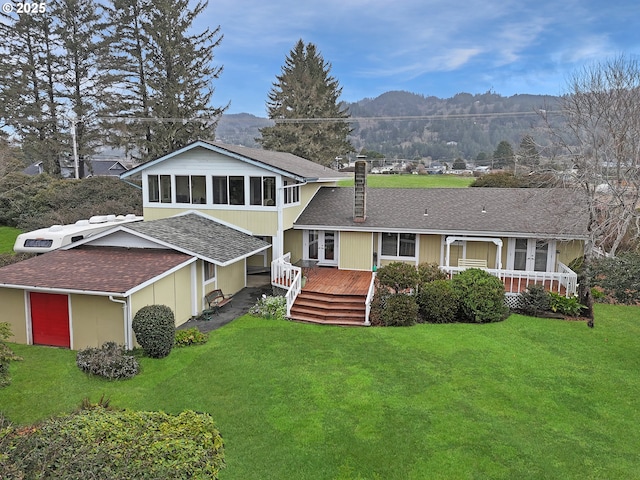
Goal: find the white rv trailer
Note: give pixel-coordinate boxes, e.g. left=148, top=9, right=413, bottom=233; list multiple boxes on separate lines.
left=13, top=214, right=143, bottom=253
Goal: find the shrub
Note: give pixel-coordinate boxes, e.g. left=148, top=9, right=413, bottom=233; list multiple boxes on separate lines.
left=175, top=327, right=209, bottom=347
left=76, top=342, right=139, bottom=380
left=368, top=286, right=392, bottom=326
left=0, top=404, right=225, bottom=479
left=590, top=252, right=640, bottom=305
left=519, top=284, right=551, bottom=316
left=249, top=295, right=286, bottom=320
left=549, top=293, right=586, bottom=317
left=379, top=293, right=419, bottom=327
left=417, top=262, right=448, bottom=288
left=416, top=279, right=460, bottom=323
left=451, top=268, right=509, bottom=323
left=376, top=262, right=419, bottom=293
left=132, top=305, right=175, bottom=358
left=0, top=323, right=21, bottom=388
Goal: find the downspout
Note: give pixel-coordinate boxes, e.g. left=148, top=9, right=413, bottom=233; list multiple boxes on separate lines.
left=109, top=296, right=130, bottom=349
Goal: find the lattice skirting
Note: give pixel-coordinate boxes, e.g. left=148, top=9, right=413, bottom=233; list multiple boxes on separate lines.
left=504, top=293, right=523, bottom=310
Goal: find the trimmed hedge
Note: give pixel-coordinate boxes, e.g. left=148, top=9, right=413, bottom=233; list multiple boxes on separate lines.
left=451, top=268, right=509, bottom=323
left=379, top=293, right=419, bottom=327
left=376, top=262, right=419, bottom=293
left=132, top=305, right=175, bottom=358
left=0, top=405, right=225, bottom=479
left=416, top=279, right=460, bottom=323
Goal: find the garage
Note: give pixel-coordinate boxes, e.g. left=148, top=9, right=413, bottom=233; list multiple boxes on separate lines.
left=30, top=292, right=70, bottom=348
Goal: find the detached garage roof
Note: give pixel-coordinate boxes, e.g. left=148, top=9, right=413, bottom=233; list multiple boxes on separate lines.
left=0, top=247, right=192, bottom=295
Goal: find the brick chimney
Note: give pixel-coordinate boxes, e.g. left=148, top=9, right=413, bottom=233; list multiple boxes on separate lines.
left=354, top=160, right=367, bottom=223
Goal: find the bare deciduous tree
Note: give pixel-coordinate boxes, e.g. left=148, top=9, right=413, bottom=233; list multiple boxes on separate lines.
left=543, top=55, right=640, bottom=318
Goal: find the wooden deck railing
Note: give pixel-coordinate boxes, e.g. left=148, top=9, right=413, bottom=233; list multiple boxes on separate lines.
left=442, top=262, right=578, bottom=297
left=271, top=253, right=302, bottom=316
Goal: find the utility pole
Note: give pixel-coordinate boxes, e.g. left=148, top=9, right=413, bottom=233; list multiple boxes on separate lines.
left=70, top=117, right=80, bottom=179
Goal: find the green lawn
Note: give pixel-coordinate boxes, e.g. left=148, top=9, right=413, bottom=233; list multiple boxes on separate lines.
left=0, top=226, right=21, bottom=254
left=338, top=173, right=474, bottom=188
left=1, top=304, right=639, bottom=479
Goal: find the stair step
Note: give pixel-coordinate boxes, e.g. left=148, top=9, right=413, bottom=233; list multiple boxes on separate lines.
left=297, top=291, right=366, bottom=304
left=290, top=306, right=365, bottom=319
left=288, top=313, right=366, bottom=327
left=293, top=298, right=365, bottom=311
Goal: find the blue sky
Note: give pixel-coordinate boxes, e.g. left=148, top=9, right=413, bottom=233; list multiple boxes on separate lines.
left=204, top=0, right=640, bottom=117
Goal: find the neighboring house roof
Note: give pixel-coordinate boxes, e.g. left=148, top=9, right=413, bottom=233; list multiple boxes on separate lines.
left=86, top=159, right=128, bottom=177
left=295, top=187, right=589, bottom=238
left=120, top=212, right=270, bottom=265
left=23, top=161, right=44, bottom=175
left=121, top=140, right=349, bottom=182
left=0, top=247, right=192, bottom=295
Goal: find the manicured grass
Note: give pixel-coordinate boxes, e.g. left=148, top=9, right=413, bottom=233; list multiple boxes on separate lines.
left=0, top=226, right=21, bottom=254
left=1, top=304, right=639, bottom=479
left=338, top=173, right=475, bottom=188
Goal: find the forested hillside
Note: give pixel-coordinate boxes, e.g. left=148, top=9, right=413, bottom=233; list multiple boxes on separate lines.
left=216, top=91, right=561, bottom=162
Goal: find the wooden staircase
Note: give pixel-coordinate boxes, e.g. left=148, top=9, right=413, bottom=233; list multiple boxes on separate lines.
left=289, top=290, right=367, bottom=326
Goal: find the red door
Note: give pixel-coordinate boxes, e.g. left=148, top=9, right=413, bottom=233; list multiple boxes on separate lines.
left=30, top=292, right=70, bottom=348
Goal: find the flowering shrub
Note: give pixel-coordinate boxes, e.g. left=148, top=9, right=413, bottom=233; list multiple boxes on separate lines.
left=175, top=327, right=209, bottom=347
left=76, top=342, right=139, bottom=380
left=250, top=295, right=287, bottom=320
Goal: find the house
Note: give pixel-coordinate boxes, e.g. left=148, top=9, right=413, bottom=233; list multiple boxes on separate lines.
left=0, top=144, right=588, bottom=348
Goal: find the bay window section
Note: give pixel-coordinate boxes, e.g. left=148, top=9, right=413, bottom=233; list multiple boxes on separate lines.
left=176, top=175, right=206, bottom=204
left=147, top=174, right=172, bottom=203
left=249, top=176, right=276, bottom=206
left=212, top=176, right=228, bottom=205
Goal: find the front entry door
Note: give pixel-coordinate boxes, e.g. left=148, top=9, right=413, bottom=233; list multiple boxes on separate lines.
left=513, top=239, right=552, bottom=272
left=306, top=230, right=338, bottom=266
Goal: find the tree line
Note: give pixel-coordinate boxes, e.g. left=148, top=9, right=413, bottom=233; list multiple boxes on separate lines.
left=0, top=0, right=226, bottom=175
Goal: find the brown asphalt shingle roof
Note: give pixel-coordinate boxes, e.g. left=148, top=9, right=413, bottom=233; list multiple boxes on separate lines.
left=0, top=247, right=192, bottom=294
left=295, top=187, right=589, bottom=238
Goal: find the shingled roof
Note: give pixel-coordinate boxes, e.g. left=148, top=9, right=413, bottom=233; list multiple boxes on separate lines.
left=0, top=247, right=192, bottom=294
left=295, top=187, right=589, bottom=238
left=122, top=212, right=270, bottom=265
left=122, top=140, right=349, bottom=182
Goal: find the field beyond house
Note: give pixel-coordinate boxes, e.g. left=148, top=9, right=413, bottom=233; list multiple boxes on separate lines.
left=338, top=173, right=475, bottom=188
left=1, top=304, right=639, bottom=479
left=0, top=227, right=20, bottom=254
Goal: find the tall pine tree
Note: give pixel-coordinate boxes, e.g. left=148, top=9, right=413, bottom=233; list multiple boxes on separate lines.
left=258, top=40, right=353, bottom=166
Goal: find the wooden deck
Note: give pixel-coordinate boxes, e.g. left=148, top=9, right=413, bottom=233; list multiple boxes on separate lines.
left=303, top=267, right=373, bottom=296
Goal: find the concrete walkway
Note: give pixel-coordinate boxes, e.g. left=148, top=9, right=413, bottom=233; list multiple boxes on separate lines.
left=179, top=276, right=273, bottom=333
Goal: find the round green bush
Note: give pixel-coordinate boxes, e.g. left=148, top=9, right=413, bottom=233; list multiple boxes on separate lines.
left=132, top=305, right=175, bottom=358
left=376, top=262, right=419, bottom=293
left=416, top=279, right=460, bottom=323
left=417, top=262, right=448, bottom=287
left=519, top=284, right=551, bottom=316
left=451, top=268, right=509, bottom=323
left=379, top=293, right=419, bottom=326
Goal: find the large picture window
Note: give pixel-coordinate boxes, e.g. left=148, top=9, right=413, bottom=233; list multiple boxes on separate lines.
left=176, top=175, right=206, bottom=204
left=381, top=232, right=416, bottom=257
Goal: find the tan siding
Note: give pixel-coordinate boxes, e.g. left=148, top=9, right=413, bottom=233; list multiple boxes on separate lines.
left=557, top=240, right=584, bottom=266
left=284, top=229, right=303, bottom=262
left=466, top=242, right=491, bottom=264
left=172, top=266, right=192, bottom=326
left=216, top=260, right=246, bottom=295
left=71, top=295, right=124, bottom=349
left=339, top=231, right=373, bottom=270
left=418, top=235, right=441, bottom=264
left=0, top=288, right=27, bottom=344
left=282, top=183, right=323, bottom=228
left=143, top=207, right=278, bottom=235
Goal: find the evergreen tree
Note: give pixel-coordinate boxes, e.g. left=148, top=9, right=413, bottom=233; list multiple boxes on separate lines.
left=103, top=0, right=226, bottom=161
left=258, top=39, right=353, bottom=166
left=492, top=140, right=515, bottom=169
left=518, top=134, right=540, bottom=168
